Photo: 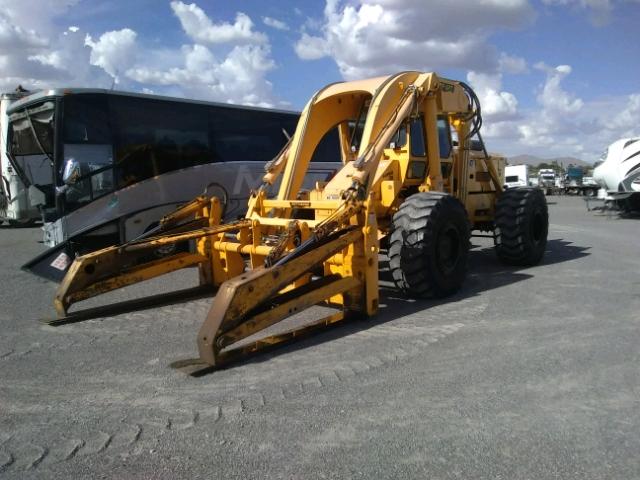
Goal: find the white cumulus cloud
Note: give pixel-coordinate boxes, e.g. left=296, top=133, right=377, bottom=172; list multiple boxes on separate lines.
left=85, top=29, right=138, bottom=82
left=0, top=0, right=81, bottom=34
left=516, top=63, right=585, bottom=150
left=0, top=5, right=113, bottom=91
left=28, top=51, right=64, bottom=69
left=611, top=94, right=640, bottom=136
left=534, top=63, right=584, bottom=115
left=467, top=71, right=519, bottom=122
left=294, top=33, right=328, bottom=60
left=1, top=0, right=636, bottom=161
left=498, top=52, right=528, bottom=74
left=294, top=0, right=535, bottom=79
left=502, top=62, right=640, bottom=159
left=263, top=16, right=289, bottom=31
left=170, top=1, right=267, bottom=45
left=125, top=3, right=278, bottom=106
left=542, top=0, right=612, bottom=25
left=126, top=43, right=277, bottom=106
left=0, top=13, right=47, bottom=50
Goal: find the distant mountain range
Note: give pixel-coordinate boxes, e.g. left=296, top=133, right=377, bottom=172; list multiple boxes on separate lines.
left=507, top=155, right=592, bottom=168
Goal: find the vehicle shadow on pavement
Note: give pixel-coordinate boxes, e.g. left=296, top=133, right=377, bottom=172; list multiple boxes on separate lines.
left=0, top=223, right=40, bottom=229
left=538, top=238, right=591, bottom=265
left=189, top=238, right=590, bottom=375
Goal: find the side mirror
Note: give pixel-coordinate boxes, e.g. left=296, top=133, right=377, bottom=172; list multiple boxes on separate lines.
left=62, top=158, right=81, bottom=185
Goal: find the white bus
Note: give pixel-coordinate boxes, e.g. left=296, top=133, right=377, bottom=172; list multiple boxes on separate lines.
left=7, top=89, right=341, bottom=280
left=1, top=89, right=45, bottom=226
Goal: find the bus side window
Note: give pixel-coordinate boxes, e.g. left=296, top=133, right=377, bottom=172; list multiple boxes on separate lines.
left=63, top=96, right=111, bottom=145
left=209, top=108, right=294, bottom=164
left=110, top=97, right=212, bottom=188
left=279, top=126, right=340, bottom=193
left=62, top=95, right=114, bottom=205
left=310, top=127, right=341, bottom=163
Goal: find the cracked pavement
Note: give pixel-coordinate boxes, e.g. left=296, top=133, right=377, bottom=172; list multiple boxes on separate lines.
left=1, top=196, right=639, bottom=479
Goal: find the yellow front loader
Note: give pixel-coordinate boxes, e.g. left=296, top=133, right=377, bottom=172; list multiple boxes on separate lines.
left=52, top=71, right=549, bottom=368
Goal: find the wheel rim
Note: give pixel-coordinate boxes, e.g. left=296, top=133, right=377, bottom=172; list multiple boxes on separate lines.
left=530, top=210, right=545, bottom=244
left=437, top=224, right=461, bottom=274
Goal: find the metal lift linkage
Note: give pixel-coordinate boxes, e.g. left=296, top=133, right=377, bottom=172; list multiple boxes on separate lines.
left=50, top=71, right=548, bottom=369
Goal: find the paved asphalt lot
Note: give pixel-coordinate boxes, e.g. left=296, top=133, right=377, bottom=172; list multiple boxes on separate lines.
left=0, top=195, right=639, bottom=479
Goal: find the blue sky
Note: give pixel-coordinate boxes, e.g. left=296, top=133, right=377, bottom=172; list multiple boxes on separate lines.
left=1, top=0, right=639, bottom=161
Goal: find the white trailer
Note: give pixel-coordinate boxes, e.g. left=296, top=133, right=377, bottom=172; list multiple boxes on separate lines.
left=594, top=138, right=640, bottom=193
left=593, top=138, right=640, bottom=211
left=504, top=164, right=529, bottom=188
left=1, top=90, right=42, bottom=226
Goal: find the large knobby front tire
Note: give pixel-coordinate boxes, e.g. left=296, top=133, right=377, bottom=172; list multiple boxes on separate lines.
left=494, top=187, right=548, bottom=266
left=389, top=192, right=470, bottom=298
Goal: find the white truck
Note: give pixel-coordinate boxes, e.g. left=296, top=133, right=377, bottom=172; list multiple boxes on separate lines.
left=538, top=168, right=557, bottom=195
left=504, top=164, right=529, bottom=188
left=1, top=89, right=43, bottom=226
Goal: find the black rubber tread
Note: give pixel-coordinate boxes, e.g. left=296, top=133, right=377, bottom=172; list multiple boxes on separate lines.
left=494, top=187, right=548, bottom=266
left=389, top=192, right=470, bottom=298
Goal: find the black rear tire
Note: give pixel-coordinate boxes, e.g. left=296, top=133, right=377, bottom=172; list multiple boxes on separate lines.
left=389, top=192, right=470, bottom=298
left=495, top=187, right=548, bottom=266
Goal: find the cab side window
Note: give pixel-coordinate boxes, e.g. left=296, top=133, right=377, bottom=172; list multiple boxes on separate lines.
left=437, top=117, right=452, bottom=159
left=410, top=117, right=426, bottom=157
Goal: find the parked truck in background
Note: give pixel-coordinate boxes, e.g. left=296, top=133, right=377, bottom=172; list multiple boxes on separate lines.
left=504, top=164, right=529, bottom=188
left=564, top=165, right=599, bottom=196
left=538, top=168, right=557, bottom=195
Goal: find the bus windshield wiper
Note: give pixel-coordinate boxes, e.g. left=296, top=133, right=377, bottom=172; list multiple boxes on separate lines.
left=24, top=107, right=54, bottom=167
left=5, top=148, right=32, bottom=188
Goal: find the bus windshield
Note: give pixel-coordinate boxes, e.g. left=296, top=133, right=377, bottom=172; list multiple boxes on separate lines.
left=9, top=101, right=55, bottom=189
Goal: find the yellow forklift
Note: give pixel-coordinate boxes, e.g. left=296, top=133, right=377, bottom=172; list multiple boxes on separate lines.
left=52, top=71, right=548, bottom=367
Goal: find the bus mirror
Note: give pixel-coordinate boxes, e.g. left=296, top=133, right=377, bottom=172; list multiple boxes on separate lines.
left=62, top=158, right=81, bottom=185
